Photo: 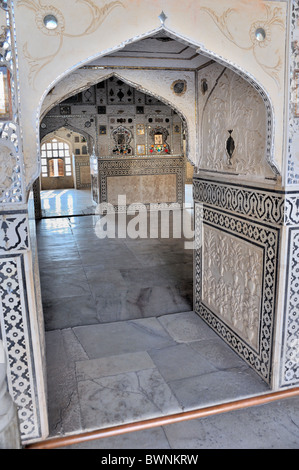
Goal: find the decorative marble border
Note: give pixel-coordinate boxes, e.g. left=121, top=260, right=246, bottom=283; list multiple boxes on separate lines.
left=74, top=158, right=91, bottom=189
left=0, top=254, right=41, bottom=441
left=0, top=211, right=29, bottom=252
left=280, top=226, right=299, bottom=387
left=98, top=156, right=185, bottom=207
left=194, top=176, right=299, bottom=227
left=193, top=177, right=284, bottom=226
left=285, top=193, right=299, bottom=225
left=194, top=203, right=279, bottom=384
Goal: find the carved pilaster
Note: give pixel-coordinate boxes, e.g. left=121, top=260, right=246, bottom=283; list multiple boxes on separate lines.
left=0, top=340, right=21, bottom=449
left=193, top=176, right=299, bottom=388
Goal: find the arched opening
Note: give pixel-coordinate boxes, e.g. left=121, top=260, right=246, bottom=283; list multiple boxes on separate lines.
left=37, top=126, right=95, bottom=217
left=33, top=29, right=275, bottom=441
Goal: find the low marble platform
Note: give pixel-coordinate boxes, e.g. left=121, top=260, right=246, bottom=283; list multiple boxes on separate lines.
left=59, top=394, right=299, bottom=449
left=45, top=311, right=269, bottom=438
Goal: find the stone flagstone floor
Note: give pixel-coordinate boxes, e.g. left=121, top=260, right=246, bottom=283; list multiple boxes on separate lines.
left=36, top=187, right=270, bottom=441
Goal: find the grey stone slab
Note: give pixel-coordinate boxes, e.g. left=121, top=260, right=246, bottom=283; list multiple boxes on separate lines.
left=120, top=263, right=193, bottom=287
left=189, top=338, right=246, bottom=370
left=40, top=265, right=92, bottom=300
left=79, top=246, right=141, bottom=268
left=37, top=238, right=77, bottom=249
left=127, top=250, right=193, bottom=268
left=124, top=237, right=162, bottom=247
left=38, top=245, right=80, bottom=258
left=76, top=351, right=155, bottom=382
left=94, top=287, right=131, bottom=323
left=163, top=397, right=299, bottom=449
left=77, top=368, right=182, bottom=430
left=167, top=366, right=270, bottom=411
left=73, top=317, right=176, bottom=359
left=76, top=240, right=126, bottom=253
left=104, top=284, right=192, bottom=322
left=45, top=330, right=88, bottom=437
left=60, top=328, right=90, bottom=363
left=60, top=426, right=171, bottom=449
left=84, top=266, right=125, bottom=285
left=158, top=311, right=217, bottom=343
left=43, top=295, right=100, bottom=331
left=94, top=285, right=192, bottom=324
left=36, top=220, right=72, bottom=233
left=69, top=214, right=101, bottom=227
left=38, top=257, right=83, bottom=271
left=148, top=343, right=218, bottom=382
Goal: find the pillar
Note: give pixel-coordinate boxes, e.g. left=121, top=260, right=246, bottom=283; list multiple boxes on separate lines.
left=0, top=340, right=21, bottom=449
left=0, top=1, right=48, bottom=446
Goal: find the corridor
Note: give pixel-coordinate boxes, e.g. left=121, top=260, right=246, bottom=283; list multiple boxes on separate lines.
left=36, top=187, right=270, bottom=439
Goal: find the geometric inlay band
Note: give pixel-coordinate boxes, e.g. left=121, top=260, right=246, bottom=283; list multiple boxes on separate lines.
left=0, top=255, right=40, bottom=441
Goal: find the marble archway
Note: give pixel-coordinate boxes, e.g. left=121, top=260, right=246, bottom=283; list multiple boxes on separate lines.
left=1, top=1, right=298, bottom=448
left=34, top=24, right=277, bottom=421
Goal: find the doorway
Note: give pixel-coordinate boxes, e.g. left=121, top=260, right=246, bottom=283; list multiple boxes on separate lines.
left=39, top=126, right=96, bottom=218
left=35, top=32, right=272, bottom=440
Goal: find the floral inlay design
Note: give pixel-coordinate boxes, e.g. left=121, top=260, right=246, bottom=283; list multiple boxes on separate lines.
left=202, top=4, right=285, bottom=88
left=18, top=0, right=124, bottom=87
left=202, top=224, right=263, bottom=349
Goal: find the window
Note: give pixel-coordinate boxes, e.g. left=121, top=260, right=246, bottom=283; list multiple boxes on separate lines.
left=41, top=138, right=72, bottom=177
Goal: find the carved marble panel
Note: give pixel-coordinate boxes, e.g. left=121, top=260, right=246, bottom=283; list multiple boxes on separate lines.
left=96, top=156, right=184, bottom=209
left=107, top=174, right=177, bottom=206
left=0, top=3, right=24, bottom=204
left=287, top=0, right=299, bottom=185
left=201, top=68, right=274, bottom=179
left=202, top=225, right=263, bottom=351
left=194, top=200, right=280, bottom=384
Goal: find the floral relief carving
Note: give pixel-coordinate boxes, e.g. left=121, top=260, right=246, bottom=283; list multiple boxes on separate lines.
left=202, top=224, right=263, bottom=350
left=201, top=68, right=274, bottom=178
left=0, top=5, right=23, bottom=204
left=18, top=0, right=124, bottom=87
left=0, top=142, right=18, bottom=196
left=202, top=4, right=285, bottom=88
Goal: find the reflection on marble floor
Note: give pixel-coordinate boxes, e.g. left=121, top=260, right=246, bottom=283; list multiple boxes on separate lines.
left=40, top=185, right=194, bottom=218
left=36, top=191, right=270, bottom=440
left=40, top=188, right=96, bottom=217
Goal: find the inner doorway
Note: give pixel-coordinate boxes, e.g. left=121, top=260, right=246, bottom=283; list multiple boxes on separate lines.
left=39, top=127, right=96, bottom=218
left=35, top=32, right=271, bottom=440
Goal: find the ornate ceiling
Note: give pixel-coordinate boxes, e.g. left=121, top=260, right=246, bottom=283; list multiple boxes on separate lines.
left=87, top=31, right=211, bottom=70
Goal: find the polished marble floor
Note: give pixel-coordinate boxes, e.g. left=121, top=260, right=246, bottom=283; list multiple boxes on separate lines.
left=36, top=186, right=271, bottom=444
left=40, top=188, right=97, bottom=217
left=40, top=185, right=193, bottom=218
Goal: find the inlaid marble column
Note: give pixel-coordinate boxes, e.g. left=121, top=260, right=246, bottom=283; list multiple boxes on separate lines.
left=0, top=1, right=48, bottom=445
left=0, top=340, right=20, bottom=449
